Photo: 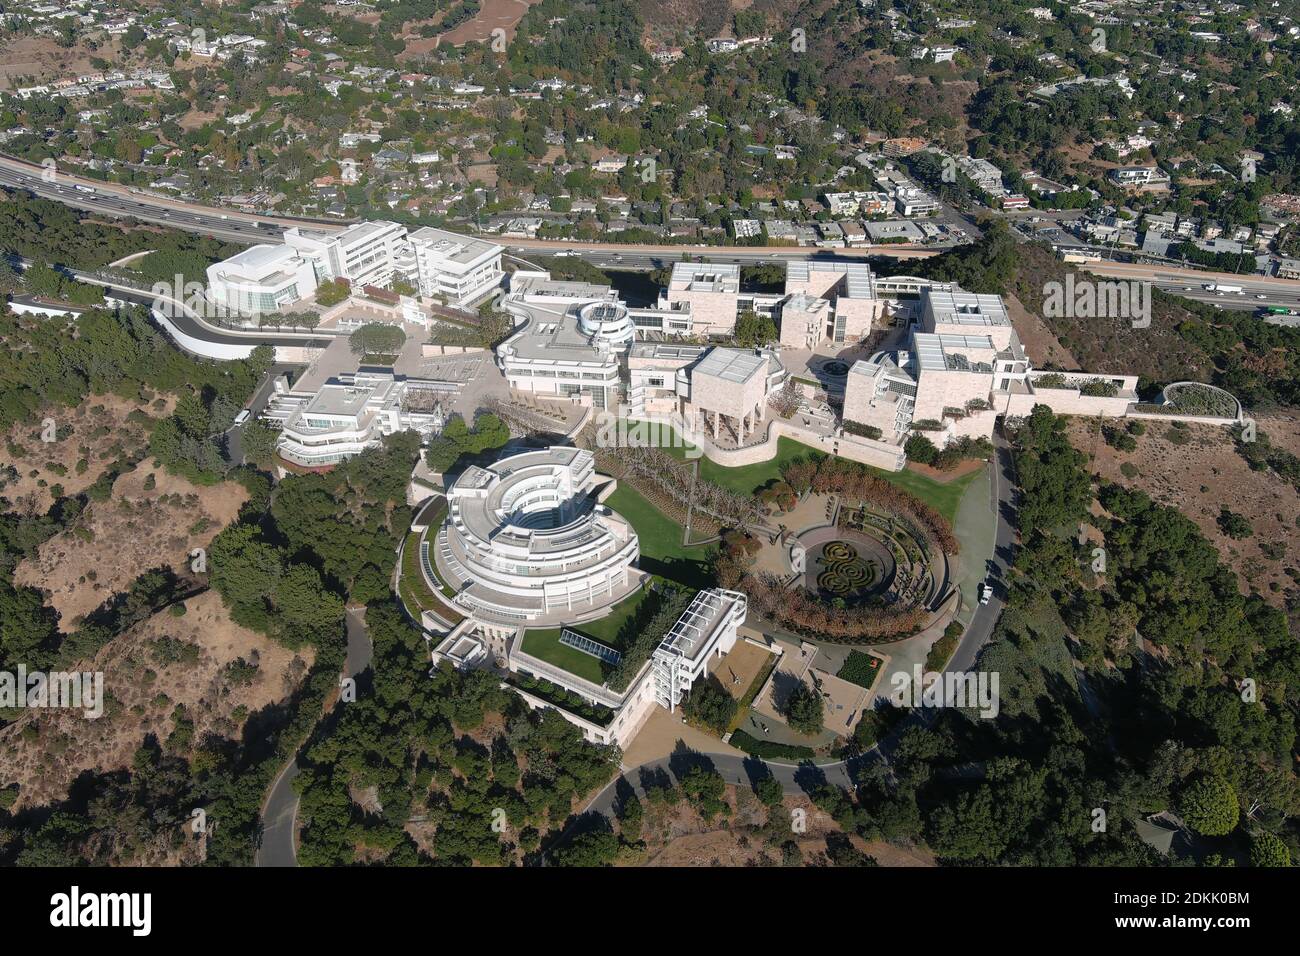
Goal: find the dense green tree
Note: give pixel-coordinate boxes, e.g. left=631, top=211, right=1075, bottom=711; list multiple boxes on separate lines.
left=1179, top=775, right=1240, bottom=837
left=783, top=681, right=825, bottom=736
left=1248, top=830, right=1291, bottom=867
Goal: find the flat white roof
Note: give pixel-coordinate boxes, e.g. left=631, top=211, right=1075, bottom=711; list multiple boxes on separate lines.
left=410, top=225, right=503, bottom=265
left=693, top=347, right=767, bottom=385
left=222, top=242, right=299, bottom=271
left=924, top=289, right=1012, bottom=327
left=669, top=261, right=740, bottom=292
left=785, top=259, right=876, bottom=298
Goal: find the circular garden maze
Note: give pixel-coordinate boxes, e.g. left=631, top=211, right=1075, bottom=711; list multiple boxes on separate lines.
left=809, top=535, right=895, bottom=604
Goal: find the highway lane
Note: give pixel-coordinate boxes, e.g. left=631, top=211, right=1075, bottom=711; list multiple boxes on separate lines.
left=1084, top=260, right=1300, bottom=312
left=0, top=153, right=339, bottom=239
left=0, top=166, right=289, bottom=244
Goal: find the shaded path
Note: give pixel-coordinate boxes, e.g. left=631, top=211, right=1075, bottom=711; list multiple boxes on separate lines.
left=255, top=607, right=372, bottom=867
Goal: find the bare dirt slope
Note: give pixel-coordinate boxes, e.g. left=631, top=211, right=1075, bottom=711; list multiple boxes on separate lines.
left=1069, top=416, right=1300, bottom=604
left=1006, top=291, right=1081, bottom=370
left=0, top=36, right=123, bottom=89
left=628, top=786, right=913, bottom=866
left=14, top=464, right=249, bottom=631
left=0, top=590, right=315, bottom=812
left=1, top=393, right=173, bottom=515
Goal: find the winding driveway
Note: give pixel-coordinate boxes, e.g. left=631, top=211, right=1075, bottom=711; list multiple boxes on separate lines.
left=255, top=607, right=372, bottom=867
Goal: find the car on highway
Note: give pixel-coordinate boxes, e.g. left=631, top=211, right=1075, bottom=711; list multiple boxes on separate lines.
left=1256, top=294, right=1267, bottom=299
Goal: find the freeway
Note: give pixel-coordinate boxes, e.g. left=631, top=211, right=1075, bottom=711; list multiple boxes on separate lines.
left=0, top=153, right=335, bottom=244
left=501, top=238, right=941, bottom=267
left=0, top=152, right=938, bottom=262
left=1083, top=260, right=1300, bottom=313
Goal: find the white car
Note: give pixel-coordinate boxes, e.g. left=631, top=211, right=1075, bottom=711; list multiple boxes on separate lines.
left=977, top=582, right=993, bottom=605
left=233, top=409, right=251, bottom=426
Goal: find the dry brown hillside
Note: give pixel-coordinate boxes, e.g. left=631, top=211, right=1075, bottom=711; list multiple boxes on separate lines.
left=0, top=590, right=315, bottom=812
left=1010, top=243, right=1216, bottom=387
left=14, top=464, right=248, bottom=631
left=1069, top=415, right=1300, bottom=605
left=1, top=393, right=173, bottom=515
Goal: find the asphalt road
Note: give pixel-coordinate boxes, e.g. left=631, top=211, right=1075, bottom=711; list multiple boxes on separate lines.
left=223, top=364, right=298, bottom=464
left=1084, top=261, right=1300, bottom=313
left=949, top=429, right=1017, bottom=673
left=255, top=607, right=372, bottom=868
left=0, top=153, right=337, bottom=243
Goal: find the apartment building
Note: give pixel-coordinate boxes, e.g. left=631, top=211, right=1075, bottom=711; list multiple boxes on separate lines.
left=1108, top=165, right=1172, bottom=190
left=895, top=187, right=941, bottom=216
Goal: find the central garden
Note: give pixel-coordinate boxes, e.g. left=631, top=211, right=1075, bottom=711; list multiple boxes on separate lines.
left=808, top=535, right=896, bottom=605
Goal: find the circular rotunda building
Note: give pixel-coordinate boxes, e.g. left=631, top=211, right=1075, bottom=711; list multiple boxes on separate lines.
left=576, top=300, right=636, bottom=347
left=431, top=446, right=642, bottom=632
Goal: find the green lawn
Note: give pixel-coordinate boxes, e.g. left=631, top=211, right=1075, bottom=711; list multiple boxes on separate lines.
left=603, top=485, right=712, bottom=588
left=519, top=629, right=608, bottom=684
left=650, top=428, right=808, bottom=494
left=636, top=426, right=978, bottom=523
left=883, top=468, right=979, bottom=525
left=571, top=585, right=654, bottom=644
left=518, top=586, right=655, bottom=685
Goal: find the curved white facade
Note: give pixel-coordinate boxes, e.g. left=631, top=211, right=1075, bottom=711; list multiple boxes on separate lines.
left=577, top=300, right=636, bottom=347
left=433, top=447, right=641, bottom=624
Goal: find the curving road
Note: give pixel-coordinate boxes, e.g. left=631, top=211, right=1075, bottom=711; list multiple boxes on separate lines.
left=256, top=607, right=372, bottom=867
